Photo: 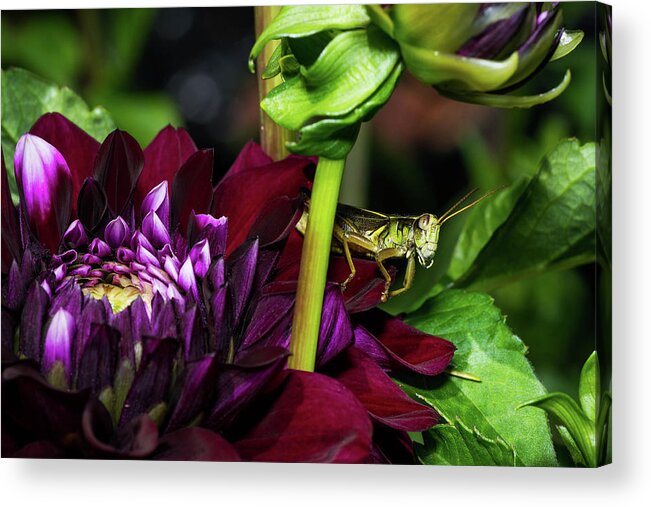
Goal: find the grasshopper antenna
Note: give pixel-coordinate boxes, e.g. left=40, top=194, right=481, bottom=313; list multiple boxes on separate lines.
left=438, top=188, right=479, bottom=222
left=439, top=186, right=505, bottom=226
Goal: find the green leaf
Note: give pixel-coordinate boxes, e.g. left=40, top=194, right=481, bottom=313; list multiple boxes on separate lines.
left=519, top=392, right=595, bottom=467
left=439, top=69, right=573, bottom=108
left=446, top=177, right=529, bottom=281
left=261, top=26, right=400, bottom=131
left=400, top=289, right=557, bottom=466
left=417, top=418, right=518, bottom=466
left=1, top=68, right=115, bottom=202
left=451, top=139, right=596, bottom=291
left=557, top=425, right=587, bottom=466
left=579, top=351, right=600, bottom=422
left=286, top=62, right=403, bottom=159
left=249, top=5, right=370, bottom=71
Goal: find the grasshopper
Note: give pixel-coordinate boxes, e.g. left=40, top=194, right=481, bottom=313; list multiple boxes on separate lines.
left=296, top=188, right=499, bottom=302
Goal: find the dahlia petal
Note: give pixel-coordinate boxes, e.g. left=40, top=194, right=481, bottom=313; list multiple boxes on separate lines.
left=62, top=219, right=88, bottom=248
left=327, top=347, right=439, bottom=432
left=42, top=309, right=75, bottom=384
left=80, top=253, right=102, bottom=265
left=367, top=424, right=416, bottom=464
left=18, top=282, right=49, bottom=362
left=119, top=337, right=178, bottom=427
left=227, top=238, right=259, bottom=328
left=29, top=112, right=100, bottom=212
left=53, top=264, right=66, bottom=282
left=48, top=281, right=82, bottom=322
left=116, top=246, right=135, bottom=263
left=207, top=346, right=290, bottom=430
left=93, top=130, right=144, bottom=216
left=77, top=177, right=108, bottom=233
left=188, top=212, right=227, bottom=258
left=138, top=125, right=197, bottom=208
left=163, top=254, right=180, bottom=282
left=89, top=237, right=111, bottom=258
left=212, top=153, right=314, bottom=256
left=1, top=151, right=22, bottom=270
left=171, top=149, right=214, bottom=233
left=14, top=134, right=72, bottom=252
left=178, top=256, right=196, bottom=292
left=104, top=216, right=130, bottom=249
left=140, top=180, right=170, bottom=228
left=76, top=324, right=120, bottom=394
left=82, top=399, right=159, bottom=458
left=166, top=355, right=218, bottom=431
left=316, top=284, right=354, bottom=368
left=234, top=370, right=372, bottom=463
left=189, top=238, right=211, bottom=278
left=74, top=298, right=107, bottom=372
left=53, top=249, right=78, bottom=265
left=142, top=210, right=171, bottom=249
left=2, top=363, right=90, bottom=444
left=355, top=315, right=455, bottom=376
left=226, top=140, right=273, bottom=177
left=154, top=427, right=241, bottom=461
left=238, top=292, right=294, bottom=351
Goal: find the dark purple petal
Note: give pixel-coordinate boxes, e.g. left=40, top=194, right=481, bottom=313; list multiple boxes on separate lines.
left=62, top=219, right=88, bottom=248
left=171, top=149, right=214, bottom=234
left=74, top=298, right=106, bottom=371
left=207, top=346, right=289, bottom=430
left=142, top=210, right=171, bottom=249
left=188, top=212, right=227, bottom=257
left=234, top=370, right=372, bottom=463
left=212, top=152, right=314, bottom=257
left=457, top=6, right=529, bottom=58
left=14, top=134, right=72, bottom=252
left=154, top=427, right=241, bottom=461
left=355, top=315, right=455, bottom=376
left=238, top=292, right=294, bottom=352
left=140, top=180, right=170, bottom=228
left=328, top=347, right=439, bottom=432
left=76, top=324, right=120, bottom=394
left=82, top=399, right=159, bottom=458
left=18, top=282, right=49, bottom=361
left=49, top=279, right=82, bottom=320
left=77, top=177, right=109, bottom=233
left=104, top=216, right=129, bottom=248
left=227, top=238, right=258, bottom=328
left=29, top=113, right=100, bottom=213
left=2, top=363, right=90, bottom=446
left=41, top=309, right=75, bottom=384
left=1, top=151, right=22, bottom=271
left=367, top=424, right=416, bottom=464
left=93, top=130, right=144, bottom=216
left=119, top=337, right=178, bottom=427
left=137, top=125, right=197, bottom=207
left=316, top=284, right=354, bottom=368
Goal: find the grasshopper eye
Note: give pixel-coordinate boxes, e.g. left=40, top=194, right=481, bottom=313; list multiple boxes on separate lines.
left=418, top=215, right=430, bottom=230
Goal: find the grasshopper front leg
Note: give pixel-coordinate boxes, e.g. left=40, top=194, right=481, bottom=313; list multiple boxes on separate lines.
left=375, top=247, right=407, bottom=302
left=333, top=225, right=379, bottom=290
left=387, top=254, right=415, bottom=298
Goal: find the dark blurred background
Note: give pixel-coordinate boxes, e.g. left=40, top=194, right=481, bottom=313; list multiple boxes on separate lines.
left=1, top=4, right=597, bottom=400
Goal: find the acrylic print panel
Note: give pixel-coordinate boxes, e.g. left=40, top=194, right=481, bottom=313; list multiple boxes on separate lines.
left=1, top=3, right=611, bottom=466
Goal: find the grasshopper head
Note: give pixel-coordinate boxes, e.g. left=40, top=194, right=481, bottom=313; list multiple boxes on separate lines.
left=413, top=214, right=440, bottom=268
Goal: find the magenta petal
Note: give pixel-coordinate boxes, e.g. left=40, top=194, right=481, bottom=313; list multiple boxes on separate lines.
left=1, top=152, right=22, bottom=270
left=142, top=210, right=171, bottom=249
left=104, top=216, right=130, bottom=248
left=188, top=212, right=227, bottom=257
left=138, top=125, right=197, bottom=207
left=329, top=347, right=439, bottom=432
left=166, top=356, right=218, bottom=431
left=89, top=237, right=111, bottom=258
left=140, top=180, right=170, bottom=228
left=235, top=370, right=372, bottom=463
left=154, top=427, right=241, bottom=461
left=188, top=238, right=211, bottom=277
left=93, top=130, right=144, bottom=216
left=63, top=219, right=88, bottom=248
left=42, top=309, right=75, bottom=383
left=14, top=134, right=72, bottom=252
left=355, top=315, right=456, bottom=376
left=171, top=149, right=214, bottom=234
left=212, top=153, right=314, bottom=257
left=29, top=113, right=100, bottom=213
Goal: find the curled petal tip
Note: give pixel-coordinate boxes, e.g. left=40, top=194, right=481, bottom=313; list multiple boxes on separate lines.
left=42, top=309, right=75, bottom=385
left=104, top=216, right=130, bottom=249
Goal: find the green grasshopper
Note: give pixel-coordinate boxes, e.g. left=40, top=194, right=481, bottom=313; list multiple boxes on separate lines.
left=296, top=188, right=499, bottom=302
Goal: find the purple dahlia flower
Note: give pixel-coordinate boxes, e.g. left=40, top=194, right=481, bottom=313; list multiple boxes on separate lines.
left=2, top=113, right=454, bottom=463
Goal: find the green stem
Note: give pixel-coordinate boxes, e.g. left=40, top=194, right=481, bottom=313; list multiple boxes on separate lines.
left=254, top=6, right=293, bottom=160
left=289, top=157, right=346, bottom=371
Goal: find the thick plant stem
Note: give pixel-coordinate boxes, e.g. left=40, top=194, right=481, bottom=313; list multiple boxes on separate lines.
left=254, top=6, right=293, bottom=160
left=289, top=158, right=346, bottom=371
